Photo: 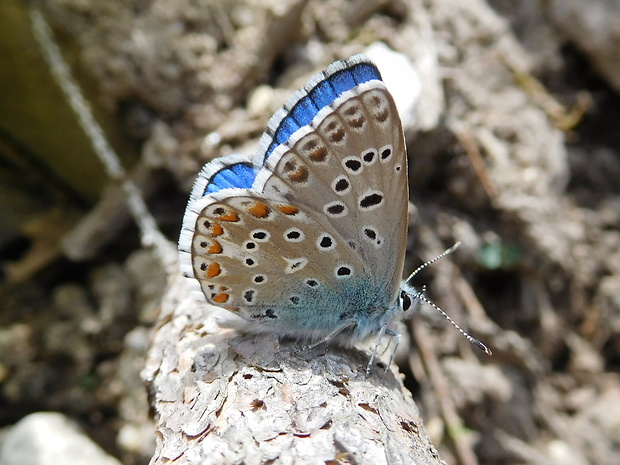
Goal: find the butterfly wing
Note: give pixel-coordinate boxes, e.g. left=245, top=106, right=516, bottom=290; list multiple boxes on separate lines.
left=254, top=60, right=408, bottom=309
left=179, top=56, right=408, bottom=342
left=180, top=185, right=394, bottom=340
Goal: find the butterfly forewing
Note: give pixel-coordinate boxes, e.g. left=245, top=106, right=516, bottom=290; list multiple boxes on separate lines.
left=255, top=83, right=408, bottom=307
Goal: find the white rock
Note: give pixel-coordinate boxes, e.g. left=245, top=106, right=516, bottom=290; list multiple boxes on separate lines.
left=0, top=412, right=121, bottom=465
left=365, top=42, right=421, bottom=129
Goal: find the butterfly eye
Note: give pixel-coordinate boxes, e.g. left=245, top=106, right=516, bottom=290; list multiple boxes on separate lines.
left=400, top=291, right=412, bottom=311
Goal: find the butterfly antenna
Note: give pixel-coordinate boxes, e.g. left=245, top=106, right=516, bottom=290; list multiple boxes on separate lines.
left=412, top=288, right=491, bottom=355
left=405, top=242, right=492, bottom=355
left=404, top=241, right=462, bottom=284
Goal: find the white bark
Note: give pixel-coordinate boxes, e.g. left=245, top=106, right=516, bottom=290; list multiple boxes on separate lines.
left=143, top=275, right=445, bottom=465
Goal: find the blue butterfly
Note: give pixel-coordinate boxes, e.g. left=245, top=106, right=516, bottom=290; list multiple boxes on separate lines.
left=178, top=55, right=488, bottom=374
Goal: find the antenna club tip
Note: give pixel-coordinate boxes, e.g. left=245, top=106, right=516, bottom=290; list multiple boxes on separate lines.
left=472, top=338, right=492, bottom=355
left=448, top=241, right=461, bottom=253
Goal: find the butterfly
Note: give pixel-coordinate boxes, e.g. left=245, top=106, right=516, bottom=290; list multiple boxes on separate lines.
left=178, top=55, right=489, bottom=374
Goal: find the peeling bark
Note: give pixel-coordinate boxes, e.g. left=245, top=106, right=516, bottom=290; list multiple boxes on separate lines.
left=143, top=275, right=445, bottom=465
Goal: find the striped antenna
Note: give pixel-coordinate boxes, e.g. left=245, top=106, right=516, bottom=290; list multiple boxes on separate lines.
left=404, top=242, right=492, bottom=355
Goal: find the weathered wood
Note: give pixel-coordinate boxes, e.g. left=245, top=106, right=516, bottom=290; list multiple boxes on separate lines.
left=143, top=274, right=445, bottom=465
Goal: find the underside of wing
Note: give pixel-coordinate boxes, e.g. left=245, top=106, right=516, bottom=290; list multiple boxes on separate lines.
left=179, top=189, right=392, bottom=338
left=254, top=83, right=409, bottom=305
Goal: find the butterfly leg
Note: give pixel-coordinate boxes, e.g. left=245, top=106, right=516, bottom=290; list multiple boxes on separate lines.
left=301, top=321, right=356, bottom=351
left=384, top=329, right=402, bottom=373
left=365, top=326, right=402, bottom=377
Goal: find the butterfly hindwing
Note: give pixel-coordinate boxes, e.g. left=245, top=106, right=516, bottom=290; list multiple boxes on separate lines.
left=183, top=189, right=397, bottom=340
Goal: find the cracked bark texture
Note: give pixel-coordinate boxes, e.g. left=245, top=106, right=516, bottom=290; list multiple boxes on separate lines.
left=143, top=275, right=444, bottom=465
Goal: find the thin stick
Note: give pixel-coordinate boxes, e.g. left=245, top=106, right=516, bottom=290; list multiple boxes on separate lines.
left=30, top=8, right=177, bottom=272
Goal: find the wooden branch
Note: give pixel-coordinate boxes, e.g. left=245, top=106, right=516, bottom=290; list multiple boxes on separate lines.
left=143, top=275, right=445, bottom=465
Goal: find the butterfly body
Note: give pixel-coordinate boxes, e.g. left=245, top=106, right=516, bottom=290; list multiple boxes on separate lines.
left=179, top=55, right=411, bottom=350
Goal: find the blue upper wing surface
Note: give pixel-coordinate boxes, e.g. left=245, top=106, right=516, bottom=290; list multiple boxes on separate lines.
left=205, top=162, right=255, bottom=194
left=189, top=154, right=256, bottom=200
left=257, top=56, right=382, bottom=165
left=192, top=55, right=382, bottom=199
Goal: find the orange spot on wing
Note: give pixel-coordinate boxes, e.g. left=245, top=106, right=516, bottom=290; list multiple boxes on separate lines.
left=283, top=160, right=309, bottom=183
left=247, top=201, right=270, bottom=218
left=218, top=211, right=239, bottom=222
left=290, top=166, right=309, bottom=182
left=206, top=262, right=221, bottom=278
left=213, top=293, right=229, bottom=303
left=207, top=240, right=222, bottom=254
left=309, top=146, right=328, bottom=162
left=277, top=205, right=299, bottom=215
left=211, top=222, right=224, bottom=236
